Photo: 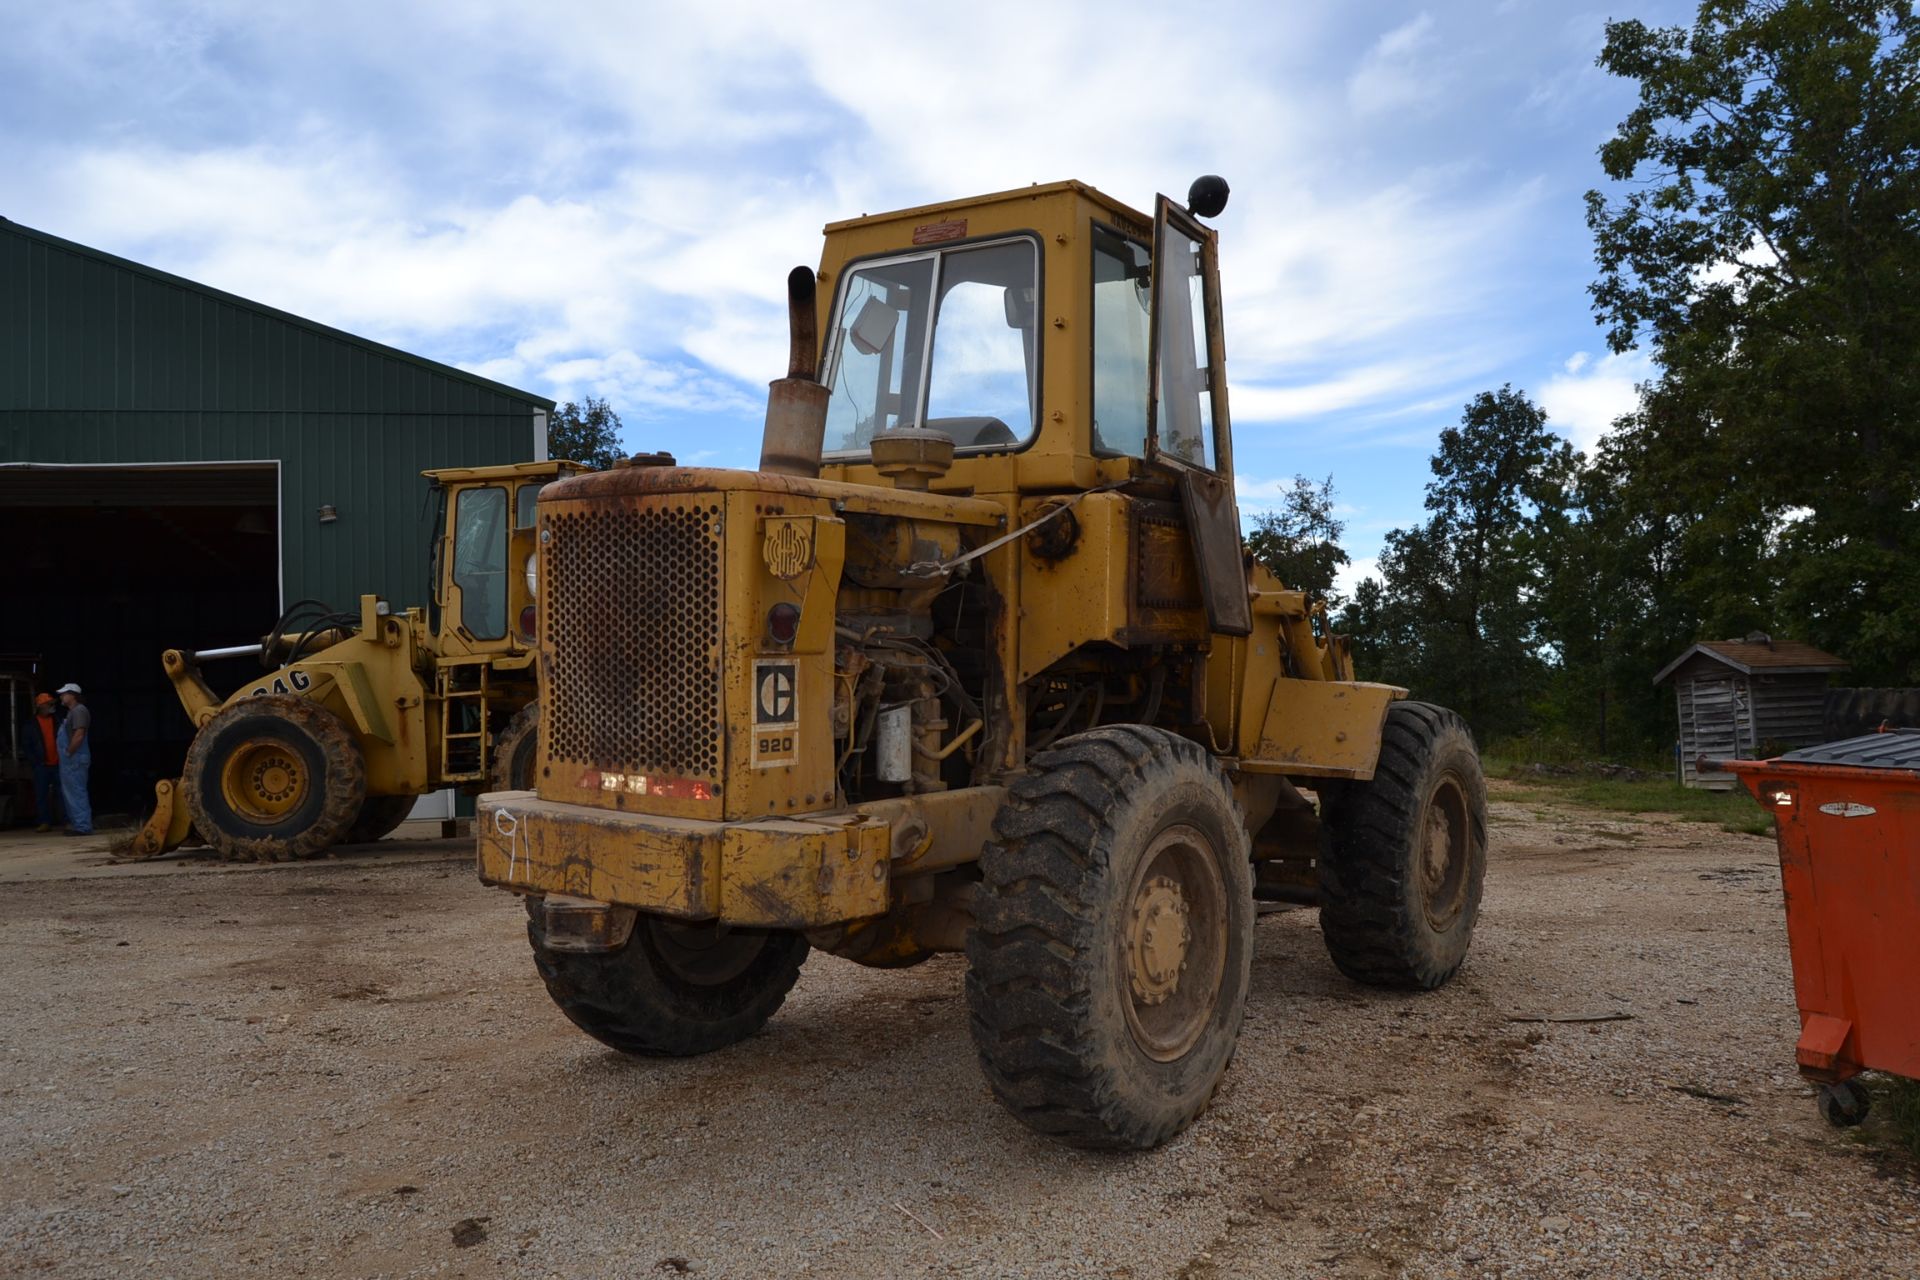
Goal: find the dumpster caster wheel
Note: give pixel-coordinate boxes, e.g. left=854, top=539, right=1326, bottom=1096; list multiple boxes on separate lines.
left=1817, top=1078, right=1871, bottom=1128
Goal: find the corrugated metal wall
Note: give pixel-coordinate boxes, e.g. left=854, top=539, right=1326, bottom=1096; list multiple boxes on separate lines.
left=0, top=219, right=551, bottom=613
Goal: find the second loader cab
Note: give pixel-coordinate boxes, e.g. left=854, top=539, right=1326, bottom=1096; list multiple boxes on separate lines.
left=427, top=462, right=586, bottom=660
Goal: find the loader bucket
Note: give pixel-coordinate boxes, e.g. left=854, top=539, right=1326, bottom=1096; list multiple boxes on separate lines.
left=125, top=778, right=195, bottom=859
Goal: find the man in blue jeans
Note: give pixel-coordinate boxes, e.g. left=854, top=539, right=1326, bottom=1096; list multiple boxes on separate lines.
left=56, top=683, right=92, bottom=837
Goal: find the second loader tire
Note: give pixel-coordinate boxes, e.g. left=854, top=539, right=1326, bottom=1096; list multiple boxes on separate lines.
left=342, top=794, right=416, bottom=846
left=528, top=904, right=808, bottom=1056
left=966, top=725, right=1253, bottom=1150
left=491, top=702, right=540, bottom=792
left=182, top=694, right=367, bottom=862
left=1318, top=701, right=1487, bottom=990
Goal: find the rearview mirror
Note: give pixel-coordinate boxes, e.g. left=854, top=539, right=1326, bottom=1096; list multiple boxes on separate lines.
left=850, top=295, right=898, bottom=356
left=1003, top=285, right=1036, bottom=330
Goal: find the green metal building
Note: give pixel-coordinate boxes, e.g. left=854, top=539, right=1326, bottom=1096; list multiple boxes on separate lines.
left=0, top=217, right=554, bottom=816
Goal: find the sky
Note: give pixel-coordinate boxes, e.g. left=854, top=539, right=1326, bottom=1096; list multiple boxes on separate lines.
left=0, top=0, right=1694, bottom=594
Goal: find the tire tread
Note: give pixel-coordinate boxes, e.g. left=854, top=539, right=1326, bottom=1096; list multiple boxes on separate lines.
left=966, top=725, right=1251, bottom=1149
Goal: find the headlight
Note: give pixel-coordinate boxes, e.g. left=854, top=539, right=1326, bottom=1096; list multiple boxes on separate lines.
left=524, top=552, right=538, bottom=596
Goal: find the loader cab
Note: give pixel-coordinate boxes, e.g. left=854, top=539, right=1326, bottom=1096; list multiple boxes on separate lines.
left=425, top=461, right=588, bottom=658
left=813, top=179, right=1247, bottom=632
left=815, top=181, right=1234, bottom=487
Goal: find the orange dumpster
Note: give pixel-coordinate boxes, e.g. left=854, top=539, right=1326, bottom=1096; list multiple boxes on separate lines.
left=1715, top=729, right=1920, bottom=1128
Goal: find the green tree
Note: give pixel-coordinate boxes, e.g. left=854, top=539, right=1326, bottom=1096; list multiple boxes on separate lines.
left=1586, top=0, right=1920, bottom=682
left=1355, top=388, right=1577, bottom=740
left=547, top=396, right=626, bottom=471
left=1244, top=473, right=1350, bottom=603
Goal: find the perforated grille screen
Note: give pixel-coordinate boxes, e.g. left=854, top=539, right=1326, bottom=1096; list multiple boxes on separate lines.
left=542, top=499, right=722, bottom=780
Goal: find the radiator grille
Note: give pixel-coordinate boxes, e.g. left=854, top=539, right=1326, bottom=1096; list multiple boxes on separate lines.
left=542, top=500, right=722, bottom=780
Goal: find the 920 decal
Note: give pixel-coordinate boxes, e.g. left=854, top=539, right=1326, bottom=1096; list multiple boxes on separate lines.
left=752, top=660, right=798, bottom=768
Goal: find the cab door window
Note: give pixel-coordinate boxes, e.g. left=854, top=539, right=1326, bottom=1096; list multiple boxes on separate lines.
left=452, top=485, right=509, bottom=640
left=1151, top=214, right=1222, bottom=471
left=1092, top=226, right=1152, bottom=457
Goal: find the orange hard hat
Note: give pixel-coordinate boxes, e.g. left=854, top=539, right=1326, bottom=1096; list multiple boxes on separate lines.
left=34, top=692, right=55, bottom=708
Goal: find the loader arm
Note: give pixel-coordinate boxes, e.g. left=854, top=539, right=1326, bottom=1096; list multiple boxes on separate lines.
left=159, top=648, right=227, bottom=729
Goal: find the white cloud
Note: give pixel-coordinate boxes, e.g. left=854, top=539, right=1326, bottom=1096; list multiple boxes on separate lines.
left=1, top=0, right=1603, bottom=495
left=1335, top=555, right=1380, bottom=601
left=1236, top=475, right=1305, bottom=503
left=1349, top=14, right=1444, bottom=115
left=1539, top=348, right=1654, bottom=454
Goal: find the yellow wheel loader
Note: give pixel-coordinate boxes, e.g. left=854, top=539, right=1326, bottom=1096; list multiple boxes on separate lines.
left=132, top=460, right=584, bottom=861
left=476, top=179, right=1489, bottom=1149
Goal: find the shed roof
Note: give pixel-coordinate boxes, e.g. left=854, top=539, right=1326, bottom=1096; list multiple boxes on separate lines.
left=0, top=217, right=554, bottom=411
left=1653, top=638, right=1849, bottom=686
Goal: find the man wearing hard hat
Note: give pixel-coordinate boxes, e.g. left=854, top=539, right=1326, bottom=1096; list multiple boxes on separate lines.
left=55, top=683, right=92, bottom=837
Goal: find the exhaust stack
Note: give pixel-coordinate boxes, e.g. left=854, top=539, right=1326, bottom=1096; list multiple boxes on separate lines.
left=758, top=266, right=830, bottom=478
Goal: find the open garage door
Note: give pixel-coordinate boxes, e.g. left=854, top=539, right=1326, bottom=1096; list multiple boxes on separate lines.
left=0, top=463, right=281, bottom=824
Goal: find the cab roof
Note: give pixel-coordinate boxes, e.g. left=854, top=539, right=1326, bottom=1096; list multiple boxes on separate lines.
left=422, top=460, right=591, bottom=484
left=822, top=180, right=1152, bottom=237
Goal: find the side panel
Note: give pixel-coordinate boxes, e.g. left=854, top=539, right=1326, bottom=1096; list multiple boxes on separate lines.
left=1240, top=679, right=1399, bottom=779
left=723, top=491, right=845, bottom=820
left=1016, top=491, right=1210, bottom=680
left=1017, top=492, right=1128, bottom=680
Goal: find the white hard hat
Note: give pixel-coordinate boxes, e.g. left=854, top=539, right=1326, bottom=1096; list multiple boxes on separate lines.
left=56, top=683, right=82, bottom=695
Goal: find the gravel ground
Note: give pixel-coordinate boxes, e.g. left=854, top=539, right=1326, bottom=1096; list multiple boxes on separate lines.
left=2, top=782, right=1915, bottom=1279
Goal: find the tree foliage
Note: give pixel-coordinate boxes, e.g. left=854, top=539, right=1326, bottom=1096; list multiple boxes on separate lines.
left=1345, top=388, right=1577, bottom=741
left=1329, top=3, right=1918, bottom=759
left=1586, top=0, right=1920, bottom=683
left=547, top=396, right=627, bottom=471
left=1244, top=474, right=1350, bottom=602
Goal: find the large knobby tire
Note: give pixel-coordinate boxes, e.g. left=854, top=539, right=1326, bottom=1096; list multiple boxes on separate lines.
left=491, top=701, right=539, bottom=792
left=1318, top=701, right=1488, bottom=990
left=182, top=694, right=367, bottom=862
left=966, top=725, right=1253, bottom=1150
left=528, top=903, right=808, bottom=1056
left=342, top=794, right=416, bottom=845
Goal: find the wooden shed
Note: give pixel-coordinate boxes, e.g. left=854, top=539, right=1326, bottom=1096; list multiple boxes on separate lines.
left=1654, top=634, right=1850, bottom=788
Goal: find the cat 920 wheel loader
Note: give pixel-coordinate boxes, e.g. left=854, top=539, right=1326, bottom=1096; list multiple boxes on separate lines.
left=131, top=460, right=584, bottom=861
left=476, top=178, right=1489, bottom=1149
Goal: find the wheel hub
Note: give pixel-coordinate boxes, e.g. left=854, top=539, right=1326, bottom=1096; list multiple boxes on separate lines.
left=1418, top=777, right=1474, bottom=930
left=1119, top=825, right=1230, bottom=1063
left=221, top=740, right=308, bottom=822
left=1128, top=874, right=1193, bottom=1006
left=256, top=761, right=295, bottom=802
left=1421, top=807, right=1452, bottom=894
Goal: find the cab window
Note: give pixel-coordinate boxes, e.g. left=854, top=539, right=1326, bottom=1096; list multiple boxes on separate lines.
left=515, top=482, right=545, bottom=529
left=1092, top=226, right=1151, bottom=457
left=452, top=486, right=508, bottom=640
left=823, top=236, right=1040, bottom=457
left=1154, top=225, right=1219, bottom=470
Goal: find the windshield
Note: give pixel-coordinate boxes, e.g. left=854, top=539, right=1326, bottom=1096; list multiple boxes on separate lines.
left=823, top=237, right=1039, bottom=457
